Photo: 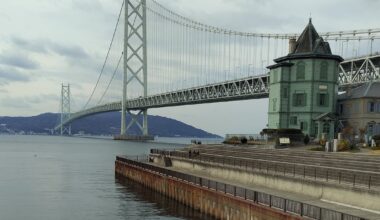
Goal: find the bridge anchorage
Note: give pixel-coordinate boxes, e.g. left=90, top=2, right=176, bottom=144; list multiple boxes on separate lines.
left=54, top=0, right=380, bottom=139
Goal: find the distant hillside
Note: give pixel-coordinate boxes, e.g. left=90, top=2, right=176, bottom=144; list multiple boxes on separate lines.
left=0, top=112, right=220, bottom=138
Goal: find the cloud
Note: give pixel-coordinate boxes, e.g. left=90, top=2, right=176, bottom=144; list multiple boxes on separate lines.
left=0, top=67, right=30, bottom=83
left=71, top=0, right=104, bottom=12
left=11, top=37, right=89, bottom=59
left=11, top=37, right=48, bottom=53
left=0, top=96, right=31, bottom=109
left=28, top=94, right=59, bottom=104
left=0, top=52, right=39, bottom=70
left=48, top=42, right=89, bottom=59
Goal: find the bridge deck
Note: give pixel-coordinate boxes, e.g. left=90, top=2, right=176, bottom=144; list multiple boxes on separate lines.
left=56, top=55, right=380, bottom=130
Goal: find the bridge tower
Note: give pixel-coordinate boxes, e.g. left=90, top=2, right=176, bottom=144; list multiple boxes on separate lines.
left=121, top=0, right=149, bottom=137
left=267, top=19, right=343, bottom=140
left=60, top=84, right=71, bottom=136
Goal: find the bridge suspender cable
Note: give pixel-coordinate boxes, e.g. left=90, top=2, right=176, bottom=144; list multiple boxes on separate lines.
left=82, top=0, right=125, bottom=110
left=97, top=52, right=124, bottom=105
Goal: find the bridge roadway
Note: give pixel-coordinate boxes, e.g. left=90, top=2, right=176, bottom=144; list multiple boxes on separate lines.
left=55, top=74, right=269, bottom=129
left=56, top=55, right=380, bottom=130
left=154, top=145, right=380, bottom=190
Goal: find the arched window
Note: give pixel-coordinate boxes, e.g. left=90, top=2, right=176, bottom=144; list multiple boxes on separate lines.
left=320, top=62, right=328, bottom=80
left=296, top=62, right=305, bottom=80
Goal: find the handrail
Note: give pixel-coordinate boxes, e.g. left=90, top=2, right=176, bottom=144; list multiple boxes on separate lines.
left=150, top=149, right=380, bottom=190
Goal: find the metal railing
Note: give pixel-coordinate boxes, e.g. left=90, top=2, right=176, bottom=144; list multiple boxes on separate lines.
left=150, top=149, right=380, bottom=190
left=117, top=156, right=366, bottom=220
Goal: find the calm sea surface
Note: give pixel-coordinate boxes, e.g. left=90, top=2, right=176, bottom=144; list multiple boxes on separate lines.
left=0, top=135, right=221, bottom=220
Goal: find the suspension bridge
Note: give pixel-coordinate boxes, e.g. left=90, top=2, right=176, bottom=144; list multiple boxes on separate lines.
left=55, top=0, right=380, bottom=137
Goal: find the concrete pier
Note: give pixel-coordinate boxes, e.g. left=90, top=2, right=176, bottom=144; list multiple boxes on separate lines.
left=115, top=154, right=376, bottom=220
left=149, top=146, right=380, bottom=219
left=115, top=156, right=302, bottom=220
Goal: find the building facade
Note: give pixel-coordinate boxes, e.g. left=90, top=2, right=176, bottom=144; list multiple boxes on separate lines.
left=267, top=20, right=343, bottom=139
left=338, top=82, right=380, bottom=138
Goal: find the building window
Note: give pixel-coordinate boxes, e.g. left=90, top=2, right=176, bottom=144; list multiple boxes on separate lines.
left=296, top=62, right=305, bottom=80
left=323, top=122, right=330, bottom=134
left=293, top=93, right=306, bottom=106
left=367, top=122, right=376, bottom=136
left=272, top=98, right=277, bottom=111
left=300, top=121, right=308, bottom=131
left=318, top=93, right=329, bottom=106
left=283, top=87, right=288, bottom=98
left=290, top=116, right=298, bottom=125
left=368, top=101, right=376, bottom=112
left=320, top=62, right=328, bottom=80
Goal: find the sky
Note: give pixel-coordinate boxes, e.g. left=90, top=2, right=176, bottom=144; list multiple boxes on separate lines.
left=0, top=0, right=379, bottom=136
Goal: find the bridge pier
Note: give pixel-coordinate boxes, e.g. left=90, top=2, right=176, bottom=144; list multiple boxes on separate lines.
left=119, top=0, right=150, bottom=140
left=60, top=84, right=72, bottom=136
left=115, top=109, right=153, bottom=141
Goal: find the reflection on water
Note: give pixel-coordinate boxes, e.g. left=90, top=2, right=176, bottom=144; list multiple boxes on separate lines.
left=116, top=175, right=216, bottom=220
left=0, top=135, right=218, bottom=220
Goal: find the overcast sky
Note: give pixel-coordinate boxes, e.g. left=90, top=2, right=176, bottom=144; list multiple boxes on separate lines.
left=0, top=0, right=379, bottom=136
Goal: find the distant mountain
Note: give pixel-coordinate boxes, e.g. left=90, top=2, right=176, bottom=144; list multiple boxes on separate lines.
left=0, top=112, right=220, bottom=138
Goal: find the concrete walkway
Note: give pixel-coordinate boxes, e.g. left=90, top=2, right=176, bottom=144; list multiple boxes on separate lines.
left=159, top=161, right=380, bottom=220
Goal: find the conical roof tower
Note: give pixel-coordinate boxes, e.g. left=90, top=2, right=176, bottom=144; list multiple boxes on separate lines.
left=266, top=19, right=343, bottom=140
left=274, top=19, right=343, bottom=63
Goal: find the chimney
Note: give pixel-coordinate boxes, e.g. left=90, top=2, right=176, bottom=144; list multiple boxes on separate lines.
left=289, top=38, right=296, bottom=53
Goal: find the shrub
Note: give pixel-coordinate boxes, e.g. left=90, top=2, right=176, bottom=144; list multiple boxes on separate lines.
left=240, top=137, right=248, bottom=144
left=358, top=128, right=366, bottom=143
left=338, top=139, right=350, bottom=151
left=223, top=136, right=240, bottom=144
left=319, top=139, right=327, bottom=147
left=230, top=136, right=239, bottom=141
